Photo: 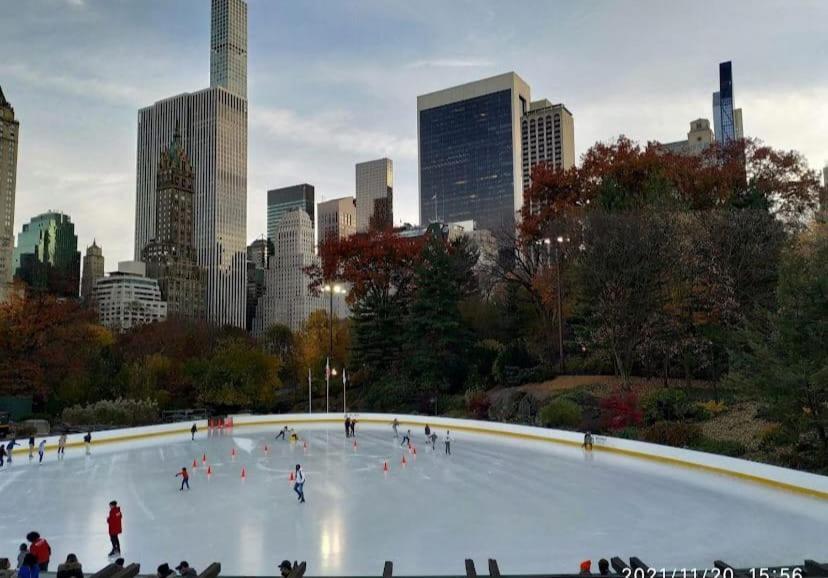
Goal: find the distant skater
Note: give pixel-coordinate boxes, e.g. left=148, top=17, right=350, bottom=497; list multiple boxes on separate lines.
left=425, top=424, right=431, bottom=439
left=444, top=431, right=451, bottom=455
left=28, top=436, right=35, bottom=460
left=176, top=467, right=190, bottom=491
left=84, top=432, right=92, bottom=455
left=58, top=434, right=67, bottom=458
left=429, top=432, right=438, bottom=451
left=289, top=429, right=298, bottom=443
left=190, top=424, right=197, bottom=441
left=293, top=464, right=306, bottom=503
left=400, top=429, right=411, bottom=448
left=38, top=440, right=46, bottom=463
left=350, top=417, right=356, bottom=438
left=6, top=438, right=19, bottom=463
left=107, top=500, right=123, bottom=556
left=392, top=418, right=399, bottom=439
left=0, top=444, right=6, bottom=467
left=583, top=431, right=594, bottom=451
left=275, top=426, right=288, bottom=440
left=344, top=416, right=351, bottom=438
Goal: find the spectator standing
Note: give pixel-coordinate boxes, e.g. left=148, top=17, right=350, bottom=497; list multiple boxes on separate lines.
left=598, top=559, right=610, bottom=576
left=26, top=533, right=50, bottom=572
left=156, top=564, right=175, bottom=578
left=17, top=555, right=38, bottom=578
left=113, top=560, right=124, bottom=569
left=16, top=545, right=26, bottom=569
left=579, top=560, right=592, bottom=575
left=175, top=562, right=196, bottom=578
left=106, top=501, right=123, bottom=556
left=278, top=561, right=292, bottom=578
left=56, top=554, right=83, bottom=578
left=0, top=558, right=15, bottom=578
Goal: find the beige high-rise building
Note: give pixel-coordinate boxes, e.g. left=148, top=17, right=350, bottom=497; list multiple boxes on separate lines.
left=521, top=100, right=575, bottom=190
left=0, top=85, right=19, bottom=292
left=356, top=158, right=393, bottom=232
left=662, top=118, right=715, bottom=156
left=318, top=196, right=356, bottom=242
left=81, top=240, right=105, bottom=303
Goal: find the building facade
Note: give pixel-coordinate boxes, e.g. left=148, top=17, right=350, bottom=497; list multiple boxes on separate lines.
left=356, top=158, right=393, bottom=232
left=267, top=184, right=315, bottom=244
left=0, top=85, right=19, bottom=290
left=254, top=209, right=324, bottom=333
left=418, top=72, right=530, bottom=234
left=135, top=0, right=247, bottom=328
left=662, top=118, right=715, bottom=156
left=318, top=196, right=356, bottom=242
left=94, top=261, right=167, bottom=332
left=13, top=211, right=81, bottom=298
left=246, top=237, right=271, bottom=331
left=713, top=61, right=743, bottom=145
left=142, top=127, right=205, bottom=321
left=81, top=240, right=105, bottom=303
left=521, top=100, right=575, bottom=191
left=210, top=0, right=247, bottom=100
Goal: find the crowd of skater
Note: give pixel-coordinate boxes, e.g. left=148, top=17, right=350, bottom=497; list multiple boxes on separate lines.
left=0, top=432, right=95, bottom=468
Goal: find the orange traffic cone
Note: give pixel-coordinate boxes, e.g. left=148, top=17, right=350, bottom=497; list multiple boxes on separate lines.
left=353, top=439, right=357, bottom=450
left=192, top=458, right=198, bottom=469
left=303, top=440, right=308, bottom=449
left=231, top=447, right=236, bottom=458
left=289, top=470, right=295, bottom=482
left=401, top=454, right=407, bottom=466
left=241, top=466, right=247, bottom=480
left=207, top=465, right=213, bottom=476
left=202, top=453, right=207, bottom=464
left=264, top=444, right=269, bottom=453
left=412, top=446, right=417, bottom=456
left=383, top=460, right=389, bottom=473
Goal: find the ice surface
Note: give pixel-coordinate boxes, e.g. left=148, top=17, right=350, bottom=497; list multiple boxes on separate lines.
left=1, top=422, right=827, bottom=576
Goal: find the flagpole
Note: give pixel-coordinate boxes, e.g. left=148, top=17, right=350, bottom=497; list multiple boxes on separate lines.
left=325, top=356, right=330, bottom=413
left=308, top=368, right=312, bottom=414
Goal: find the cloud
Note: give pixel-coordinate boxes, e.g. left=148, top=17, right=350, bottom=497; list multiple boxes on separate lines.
left=251, top=107, right=417, bottom=161
left=406, top=58, right=494, bottom=69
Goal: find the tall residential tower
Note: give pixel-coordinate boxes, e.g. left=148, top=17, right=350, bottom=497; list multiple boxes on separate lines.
left=356, top=158, right=393, bottom=232
left=0, top=85, right=19, bottom=291
left=81, top=240, right=105, bottom=303
left=267, top=184, right=315, bottom=244
left=521, top=100, right=575, bottom=191
left=713, top=61, right=743, bottom=145
left=135, top=0, right=248, bottom=328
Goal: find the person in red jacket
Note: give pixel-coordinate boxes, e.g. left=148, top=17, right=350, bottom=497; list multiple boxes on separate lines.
left=175, top=467, right=190, bottom=491
left=106, top=500, right=123, bottom=557
left=26, top=532, right=51, bottom=571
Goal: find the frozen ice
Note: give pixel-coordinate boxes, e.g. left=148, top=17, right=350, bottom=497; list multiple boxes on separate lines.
left=1, top=422, right=827, bottom=576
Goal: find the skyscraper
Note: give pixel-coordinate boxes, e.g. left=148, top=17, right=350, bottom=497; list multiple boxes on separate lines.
left=0, top=85, right=19, bottom=291
left=135, top=0, right=247, bottom=328
left=94, top=261, right=167, bottom=332
left=246, top=237, right=271, bottom=331
left=13, top=211, right=81, bottom=298
left=418, top=72, right=530, bottom=233
left=356, top=158, right=393, bottom=232
left=81, top=240, right=105, bottom=303
left=142, top=127, right=205, bottom=321
left=254, top=210, right=323, bottom=333
left=267, top=184, right=315, bottom=244
left=521, top=100, right=575, bottom=191
left=713, top=61, right=743, bottom=145
left=318, top=196, right=356, bottom=242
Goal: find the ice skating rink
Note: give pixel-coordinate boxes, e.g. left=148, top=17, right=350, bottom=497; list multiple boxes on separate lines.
left=1, top=421, right=827, bottom=576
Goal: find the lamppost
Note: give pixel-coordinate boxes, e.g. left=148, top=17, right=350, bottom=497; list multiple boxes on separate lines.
left=322, top=284, right=345, bottom=413
left=544, top=236, right=566, bottom=373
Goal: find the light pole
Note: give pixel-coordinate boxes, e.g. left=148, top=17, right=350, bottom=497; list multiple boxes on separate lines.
left=554, top=236, right=565, bottom=373
left=322, top=283, right=345, bottom=413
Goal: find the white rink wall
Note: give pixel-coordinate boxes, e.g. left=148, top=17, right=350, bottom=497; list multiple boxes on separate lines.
left=18, top=412, right=828, bottom=498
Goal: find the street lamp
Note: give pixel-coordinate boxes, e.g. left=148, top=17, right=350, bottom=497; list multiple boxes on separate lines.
left=543, top=236, right=566, bottom=373
left=322, top=283, right=346, bottom=413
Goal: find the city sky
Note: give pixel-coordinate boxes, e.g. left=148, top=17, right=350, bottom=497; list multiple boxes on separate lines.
left=1, top=0, right=826, bottom=266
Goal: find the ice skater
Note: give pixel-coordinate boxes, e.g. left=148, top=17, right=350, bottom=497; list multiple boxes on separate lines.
left=293, top=464, right=306, bottom=503
left=190, top=424, right=197, bottom=441
left=289, top=428, right=298, bottom=443
left=6, top=438, right=19, bottom=464
left=344, top=416, right=351, bottom=438
left=106, top=500, right=123, bottom=557
left=429, top=432, right=438, bottom=451
left=583, top=431, right=594, bottom=451
left=0, top=444, right=6, bottom=467
left=400, top=429, right=411, bottom=448
left=444, top=431, right=451, bottom=455
left=28, top=436, right=35, bottom=460
left=57, top=434, right=67, bottom=458
left=37, top=440, right=46, bottom=463
left=176, top=467, right=190, bottom=491
left=83, top=432, right=92, bottom=455
left=425, top=424, right=431, bottom=439
left=392, top=418, right=399, bottom=439
left=275, top=426, right=288, bottom=440
left=349, top=417, right=356, bottom=438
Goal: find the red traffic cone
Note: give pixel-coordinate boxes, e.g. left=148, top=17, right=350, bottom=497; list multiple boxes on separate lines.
left=383, top=460, right=389, bottom=472
left=412, top=446, right=417, bottom=456
left=192, top=458, right=198, bottom=469
left=207, top=465, right=213, bottom=476
left=401, top=454, right=407, bottom=466
left=303, top=440, right=308, bottom=449
left=231, top=447, right=236, bottom=458
left=241, top=466, right=247, bottom=480
left=289, top=470, right=295, bottom=482
left=353, top=439, right=357, bottom=450
left=264, top=444, right=269, bottom=453
left=202, top=453, right=207, bottom=464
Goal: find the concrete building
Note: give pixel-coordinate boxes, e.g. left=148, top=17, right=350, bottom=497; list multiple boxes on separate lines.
left=521, top=100, right=575, bottom=190
left=267, top=184, right=315, bottom=244
left=81, top=240, right=105, bottom=303
left=142, top=127, right=205, bottom=322
left=135, top=0, right=247, bottom=328
left=246, top=237, right=271, bottom=331
left=418, top=72, right=530, bottom=233
left=356, top=159, right=393, bottom=232
left=254, top=209, right=325, bottom=333
left=0, top=85, right=19, bottom=291
left=318, top=196, right=356, bottom=242
left=662, top=118, right=715, bottom=156
left=13, top=211, right=81, bottom=298
left=713, top=61, right=743, bottom=145
left=94, top=261, right=167, bottom=332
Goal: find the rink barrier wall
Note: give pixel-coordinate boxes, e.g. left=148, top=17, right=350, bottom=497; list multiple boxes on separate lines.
left=11, top=413, right=828, bottom=500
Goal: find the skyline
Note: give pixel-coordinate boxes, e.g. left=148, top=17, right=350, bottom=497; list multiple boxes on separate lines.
left=1, top=0, right=827, bottom=265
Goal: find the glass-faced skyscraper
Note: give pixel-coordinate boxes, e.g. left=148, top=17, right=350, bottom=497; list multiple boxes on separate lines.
left=135, top=0, right=248, bottom=328
left=713, top=61, right=743, bottom=145
left=418, top=72, right=530, bottom=234
left=266, top=184, right=315, bottom=244
left=13, top=212, right=81, bottom=298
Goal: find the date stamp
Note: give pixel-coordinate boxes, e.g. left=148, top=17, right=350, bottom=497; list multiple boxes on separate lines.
left=622, top=569, right=803, bottom=578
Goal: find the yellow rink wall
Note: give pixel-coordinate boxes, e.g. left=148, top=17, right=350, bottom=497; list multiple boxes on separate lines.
left=12, top=412, right=828, bottom=500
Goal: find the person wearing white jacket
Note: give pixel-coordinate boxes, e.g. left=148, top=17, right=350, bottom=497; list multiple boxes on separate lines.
left=444, top=431, right=452, bottom=455
left=293, top=464, right=306, bottom=503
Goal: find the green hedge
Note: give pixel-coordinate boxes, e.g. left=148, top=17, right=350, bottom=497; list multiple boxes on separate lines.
left=539, top=399, right=582, bottom=429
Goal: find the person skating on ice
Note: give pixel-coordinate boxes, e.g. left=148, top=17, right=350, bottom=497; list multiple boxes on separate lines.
left=57, top=434, right=67, bottom=458
left=425, top=424, right=431, bottom=439
left=106, top=500, right=123, bottom=557
left=0, top=444, right=6, bottom=467
left=293, top=464, right=306, bottom=503
left=83, top=432, right=92, bottom=455
left=583, top=431, right=594, bottom=451
left=392, top=418, right=399, bottom=439
left=289, top=428, right=298, bottom=443
left=176, top=467, right=190, bottom=491
left=400, top=429, right=411, bottom=448
left=444, top=431, right=451, bottom=455
left=429, top=432, right=438, bottom=451
left=350, top=417, right=356, bottom=438
left=37, top=440, right=46, bottom=463
left=344, top=415, right=350, bottom=438
left=28, top=436, right=35, bottom=460
left=6, top=438, right=19, bottom=464
left=275, top=426, right=288, bottom=440
left=190, top=424, right=197, bottom=441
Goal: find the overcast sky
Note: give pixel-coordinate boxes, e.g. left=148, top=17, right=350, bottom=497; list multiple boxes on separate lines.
left=1, top=0, right=826, bottom=266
